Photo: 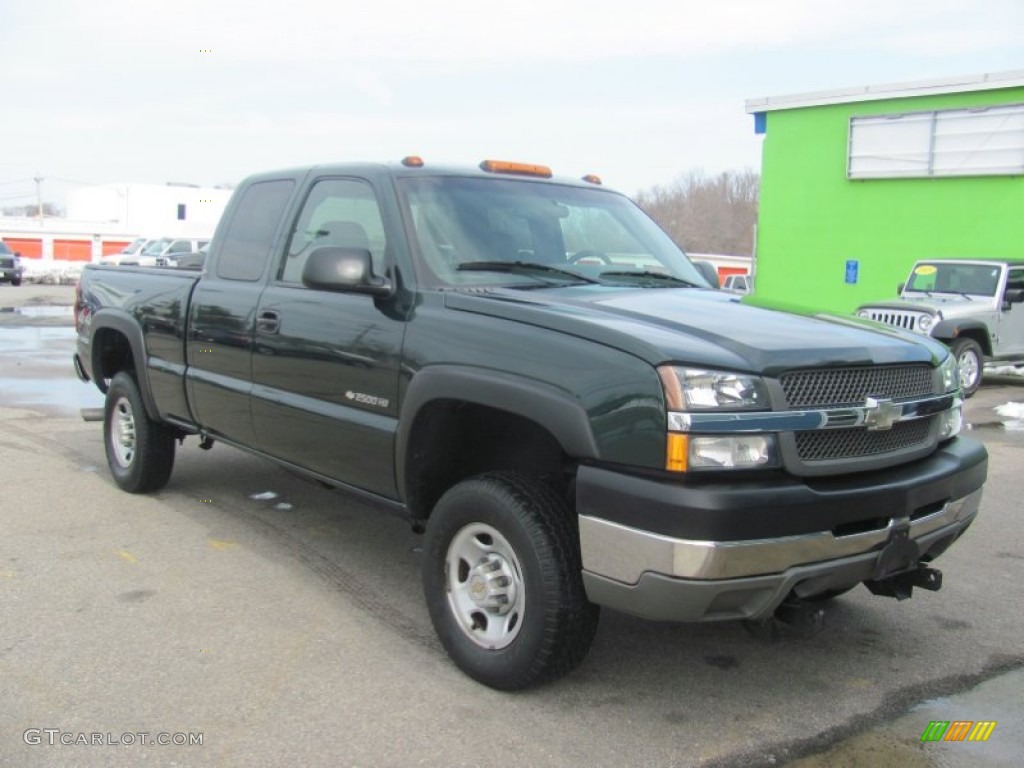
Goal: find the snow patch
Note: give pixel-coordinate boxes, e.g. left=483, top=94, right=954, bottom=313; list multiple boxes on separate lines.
left=987, top=365, right=1024, bottom=377
left=995, top=402, right=1024, bottom=432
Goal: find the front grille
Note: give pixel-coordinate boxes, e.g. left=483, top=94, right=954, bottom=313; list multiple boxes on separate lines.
left=0, top=257, right=14, bottom=269
left=780, top=365, right=934, bottom=408
left=861, top=309, right=921, bottom=331
left=795, top=417, right=934, bottom=461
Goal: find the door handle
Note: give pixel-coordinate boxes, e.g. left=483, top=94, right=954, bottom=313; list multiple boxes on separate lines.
left=256, top=310, right=281, bottom=334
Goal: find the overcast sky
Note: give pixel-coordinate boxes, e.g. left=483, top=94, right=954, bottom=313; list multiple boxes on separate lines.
left=1, top=0, right=1022, bottom=207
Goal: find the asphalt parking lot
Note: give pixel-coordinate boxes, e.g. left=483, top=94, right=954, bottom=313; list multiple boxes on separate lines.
left=1, top=284, right=1023, bottom=767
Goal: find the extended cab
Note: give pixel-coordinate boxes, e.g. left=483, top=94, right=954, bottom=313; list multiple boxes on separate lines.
left=74, top=159, right=988, bottom=689
left=857, top=259, right=1024, bottom=396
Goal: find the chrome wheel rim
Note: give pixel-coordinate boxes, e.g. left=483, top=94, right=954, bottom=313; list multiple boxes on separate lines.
left=110, top=396, right=136, bottom=468
left=958, top=349, right=980, bottom=390
left=444, top=523, right=525, bottom=650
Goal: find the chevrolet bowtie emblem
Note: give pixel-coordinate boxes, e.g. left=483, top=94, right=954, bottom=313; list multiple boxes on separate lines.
left=864, top=397, right=900, bottom=431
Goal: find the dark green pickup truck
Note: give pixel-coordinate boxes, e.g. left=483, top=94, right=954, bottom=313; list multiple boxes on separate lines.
left=74, top=158, right=987, bottom=689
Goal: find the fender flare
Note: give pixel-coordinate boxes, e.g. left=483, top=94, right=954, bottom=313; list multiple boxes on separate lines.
left=395, top=365, right=600, bottom=500
left=930, top=319, right=992, bottom=355
left=89, top=308, right=163, bottom=421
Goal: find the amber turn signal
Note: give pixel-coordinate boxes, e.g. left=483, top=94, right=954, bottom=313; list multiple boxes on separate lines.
left=479, top=160, right=553, bottom=178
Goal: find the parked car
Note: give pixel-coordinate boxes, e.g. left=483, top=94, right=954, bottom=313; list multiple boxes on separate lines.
left=75, top=158, right=986, bottom=690
left=722, top=274, right=752, bottom=294
left=100, top=237, right=155, bottom=266
left=155, top=240, right=210, bottom=268
left=0, top=241, right=25, bottom=286
left=857, top=259, right=1024, bottom=396
left=120, top=238, right=209, bottom=267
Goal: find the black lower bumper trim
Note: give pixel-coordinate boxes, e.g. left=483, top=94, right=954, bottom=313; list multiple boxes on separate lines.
left=577, top=437, right=987, bottom=542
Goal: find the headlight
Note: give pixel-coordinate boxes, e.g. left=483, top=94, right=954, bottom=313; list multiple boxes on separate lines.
left=917, top=313, right=933, bottom=332
left=658, top=367, right=768, bottom=411
left=659, top=366, right=777, bottom=472
left=665, top=432, right=779, bottom=472
left=857, top=309, right=871, bottom=318
left=937, top=354, right=959, bottom=393
left=938, top=406, right=962, bottom=440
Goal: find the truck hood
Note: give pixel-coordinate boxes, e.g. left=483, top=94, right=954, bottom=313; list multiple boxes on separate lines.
left=445, top=286, right=944, bottom=375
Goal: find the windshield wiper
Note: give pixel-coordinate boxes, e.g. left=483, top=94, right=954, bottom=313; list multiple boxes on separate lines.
left=598, top=270, right=702, bottom=287
left=457, top=261, right=600, bottom=284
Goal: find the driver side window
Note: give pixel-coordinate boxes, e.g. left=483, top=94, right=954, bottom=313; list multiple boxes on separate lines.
left=280, top=178, right=387, bottom=285
left=1007, top=267, right=1024, bottom=294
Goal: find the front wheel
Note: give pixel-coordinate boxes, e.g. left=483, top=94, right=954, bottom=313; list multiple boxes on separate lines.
left=950, top=337, right=983, bottom=398
left=422, top=472, right=599, bottom=690
left=104, top=371, right=176, bottom=493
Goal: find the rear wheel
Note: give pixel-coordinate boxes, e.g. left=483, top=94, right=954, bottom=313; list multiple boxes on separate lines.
left=950, top=337, right=983, bottom=398
left=104, top=371, right=176, bottom=493
left=422, top=472, right=599, bottom=690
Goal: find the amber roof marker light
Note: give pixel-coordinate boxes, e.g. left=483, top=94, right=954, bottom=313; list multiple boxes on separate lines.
left=401, top=156, right=425, bottom=167
left=479, top=159, right=553, bottom=178
left=581, top=174, right=602, bottom=185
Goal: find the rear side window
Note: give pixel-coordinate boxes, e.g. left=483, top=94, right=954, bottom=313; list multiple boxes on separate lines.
left=216, top=180, right=295, bottom=281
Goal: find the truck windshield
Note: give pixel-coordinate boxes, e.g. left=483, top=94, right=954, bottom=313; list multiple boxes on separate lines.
left=398, top=176, right=707, bottom=289
left=905, top=262, right=1000, bottom=297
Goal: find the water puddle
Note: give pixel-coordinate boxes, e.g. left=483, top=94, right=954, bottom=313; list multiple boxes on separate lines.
left=0, top=305, right=74, bottom=318
left=788, top=667, right=1024, bottom=767
left=0, top=326, right=103, bottom=414
left=3, top=377, right=104, bottom=412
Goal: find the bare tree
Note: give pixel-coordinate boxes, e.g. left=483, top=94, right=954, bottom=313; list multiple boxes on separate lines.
left=634, top=169, right=758, bottom=256
left=2, top=201, right=64, bottom=218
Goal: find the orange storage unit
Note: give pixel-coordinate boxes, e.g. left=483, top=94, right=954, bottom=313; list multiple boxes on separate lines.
left=2, top=238, right=43, bottom=258
left=717, top=266, right=748, bottom=279
left=53, top=239, right=92, bottom=261
left=103, top=240, right=131, bottom=255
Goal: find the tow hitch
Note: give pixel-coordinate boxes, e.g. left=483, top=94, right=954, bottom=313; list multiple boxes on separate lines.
left=745, top=597, right=826, bottom=641
left=866, top=565, right=942, bottom=601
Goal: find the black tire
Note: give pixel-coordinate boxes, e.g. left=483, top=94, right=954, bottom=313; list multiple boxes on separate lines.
left=422, top=472, right=599, bottom=690
left=950, top=337, right=983, bottom=398
left=11, top=278, right=22, bottom=287
left=104, top=371, right=176, bottom=493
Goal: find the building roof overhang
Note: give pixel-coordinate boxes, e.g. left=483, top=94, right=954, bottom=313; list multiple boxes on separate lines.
left=746, top=69, right=1024, bottom=114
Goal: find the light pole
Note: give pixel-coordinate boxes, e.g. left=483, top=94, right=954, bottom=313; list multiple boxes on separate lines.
left=33, top=175, right=43, bottom=225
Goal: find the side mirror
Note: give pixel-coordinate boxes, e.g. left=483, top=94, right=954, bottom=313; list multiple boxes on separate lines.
left=302, top=247, right=391, bottom=297
left=1003, top=288, right=1024, bottom=304
left=693, top=260, right=720, bottom=289
left=897, top=282, right=905, bottom=294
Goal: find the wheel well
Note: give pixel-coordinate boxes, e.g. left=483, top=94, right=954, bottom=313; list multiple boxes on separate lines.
left=942, top=329, right=990, bottom=356
left=404, top=400, right=571, bottom=524
left=93, top=327, right=135, bottom=383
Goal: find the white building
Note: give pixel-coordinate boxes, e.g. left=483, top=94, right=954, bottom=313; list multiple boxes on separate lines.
left=66, top=182, right=233, bottom=238
left=1, top=182, right=234, bottom=273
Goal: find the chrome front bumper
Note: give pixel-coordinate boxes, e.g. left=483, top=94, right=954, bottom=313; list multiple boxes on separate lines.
left=579, top=488, right=983, bottom=622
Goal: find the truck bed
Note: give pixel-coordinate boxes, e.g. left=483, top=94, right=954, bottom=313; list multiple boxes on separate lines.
left=76, top=264, right=202, bottom=426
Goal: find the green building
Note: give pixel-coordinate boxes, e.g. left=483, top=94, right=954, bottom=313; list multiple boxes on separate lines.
left=745, top=70, right=1024, bottom=313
